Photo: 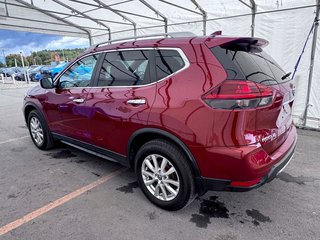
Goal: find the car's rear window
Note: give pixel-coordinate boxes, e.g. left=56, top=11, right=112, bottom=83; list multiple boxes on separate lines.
left=211, top=46, right=288, bottom=85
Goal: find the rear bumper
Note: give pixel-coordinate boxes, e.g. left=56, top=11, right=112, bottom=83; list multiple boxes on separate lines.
left=195, top=125, right=297, bottom=195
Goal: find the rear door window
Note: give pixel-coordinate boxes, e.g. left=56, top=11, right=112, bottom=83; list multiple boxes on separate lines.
left=97, top=50, right=151, bottom=86
left=155, top=50, right=185, bottom=81
left=211, top=46, right=287, bottom=85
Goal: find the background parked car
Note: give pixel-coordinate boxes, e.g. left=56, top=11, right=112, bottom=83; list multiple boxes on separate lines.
left=28, top=65, right=41, bottom=71
left=1, top=63, right=69, bottom=81
left=28, top=65, right=44, bottom=81
left=38, top=62, right=68, bottom=80
left=0, top=68, right=5, bottom=76
left=49, top=62, right=69, bottom=78
left=15, top=67, right=32, bottom=81
left=34, top=66, right=54, bottom=81
left=0, top=68, right=15, bottom=77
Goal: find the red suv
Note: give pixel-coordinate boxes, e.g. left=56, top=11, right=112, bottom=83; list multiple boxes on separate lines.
left=23, top=32, right=297, bottom=210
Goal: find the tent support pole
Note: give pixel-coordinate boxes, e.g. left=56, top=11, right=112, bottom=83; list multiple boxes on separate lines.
left=239, top=0, right=256, bottom=37
left=88, top=33, right=93, bottom=45
left=250, top=0, right=256, bottom=37
left=302, top=0, right=320, bottom=126
left=14, top=0, right=91, bottom=38
left=93, top=0, right=137, bottom=37
left=139, top=0, right=168, bottom=33
left=191, top=0, right=207, bottom=35
left=51, top=0, right=111, bottom=40
left=4, top=0, right=9, bottom=16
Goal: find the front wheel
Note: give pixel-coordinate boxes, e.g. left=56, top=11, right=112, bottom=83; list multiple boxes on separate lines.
left=135, top=139, right=195, bottom=211
left=27, top=110, right=55, bottom=150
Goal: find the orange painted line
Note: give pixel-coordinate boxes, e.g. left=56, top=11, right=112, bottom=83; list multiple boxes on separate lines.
left=0, top=135, right=29, bottom=145
left=0, top=168, right=125, bottom=236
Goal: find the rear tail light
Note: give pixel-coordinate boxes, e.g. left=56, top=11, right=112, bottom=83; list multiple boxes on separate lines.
left=203, top=80, right=273, bottom=110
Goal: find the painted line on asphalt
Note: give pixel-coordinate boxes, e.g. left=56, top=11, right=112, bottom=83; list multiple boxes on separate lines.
left=0, top=135, right=29, bottom=145
left=0, top=168, right=125, bottom=236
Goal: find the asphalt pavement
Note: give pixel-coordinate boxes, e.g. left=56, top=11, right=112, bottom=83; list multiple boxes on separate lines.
left=0, top=87, right=319, bottom=240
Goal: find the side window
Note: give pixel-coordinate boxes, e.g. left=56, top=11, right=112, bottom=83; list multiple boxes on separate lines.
left=155, top=50, right=185, bottom=81
left=58, top=54, right=99, bottom=88
left=97, top=50, right=151, bottom=86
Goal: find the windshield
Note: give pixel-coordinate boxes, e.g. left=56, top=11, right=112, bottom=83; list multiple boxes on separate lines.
left=41, top=66, right=52, bottom=70
left=30, top=65, right=39, bottom=69
left=32, top=66, right=42, bottom=71
left=55, top=63, right=67, bottom=68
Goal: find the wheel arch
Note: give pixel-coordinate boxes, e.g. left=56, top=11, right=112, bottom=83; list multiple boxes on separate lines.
left=24, top=102, right=46, bottom=125
left=127, top=128, right=201, bottom=178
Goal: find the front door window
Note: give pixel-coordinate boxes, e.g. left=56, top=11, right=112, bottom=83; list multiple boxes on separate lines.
left=58, top=55, right=99, bottom=88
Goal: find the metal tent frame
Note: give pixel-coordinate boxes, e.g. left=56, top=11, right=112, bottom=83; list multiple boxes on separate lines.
left=2, top=1, right=318, bottom=41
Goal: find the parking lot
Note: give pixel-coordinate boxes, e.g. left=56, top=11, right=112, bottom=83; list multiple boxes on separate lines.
left=0, top=87, right=319, bottom=240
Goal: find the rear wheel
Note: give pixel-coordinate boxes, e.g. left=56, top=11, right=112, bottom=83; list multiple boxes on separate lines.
left=136, top=139, right=195, bottom=211
left=27, top=110, right=55, bottom=150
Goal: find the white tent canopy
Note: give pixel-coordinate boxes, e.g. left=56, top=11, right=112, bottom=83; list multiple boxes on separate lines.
left=0, top=0, right=319, bottom=128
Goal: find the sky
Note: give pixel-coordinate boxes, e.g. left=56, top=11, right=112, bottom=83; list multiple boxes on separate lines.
left=0, top=29, right=89, bottom=63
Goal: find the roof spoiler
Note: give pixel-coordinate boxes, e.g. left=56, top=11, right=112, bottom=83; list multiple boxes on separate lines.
left=210, top=30, right=222, bottom=36
left=220, top=37, right=269, bottom=53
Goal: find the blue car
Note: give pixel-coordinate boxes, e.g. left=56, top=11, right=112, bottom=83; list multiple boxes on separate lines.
left=36, top=62, right=92, bottom=82
left=36, top=62, right=68, bottom=81
left=34, top=66, right=55, bottom=81
left=50, top=62, right=69, bottom=78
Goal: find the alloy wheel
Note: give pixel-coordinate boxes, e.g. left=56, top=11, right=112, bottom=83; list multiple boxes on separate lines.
left=141, top=154, right=180, bottom=201
left=30, top=116, right=44, bottom=146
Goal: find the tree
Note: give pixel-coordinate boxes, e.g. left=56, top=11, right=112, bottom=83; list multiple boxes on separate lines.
left=34, top=56, right=42, bottom=65
left=26, top=55, right=42, bottom=65
left=5, top=54, right=28, bottom=67
left=4, top=48, right=86, bottom=67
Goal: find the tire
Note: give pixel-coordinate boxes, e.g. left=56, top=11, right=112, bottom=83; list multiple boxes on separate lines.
left=135, top=139, right=195, bottom=211
left=27, top=110, right=55, bottom=150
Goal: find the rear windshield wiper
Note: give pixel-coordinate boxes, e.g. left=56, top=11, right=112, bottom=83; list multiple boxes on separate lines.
left=232, top=51, right=238, bottom=61
left=281, top=72, right=291, bottom=80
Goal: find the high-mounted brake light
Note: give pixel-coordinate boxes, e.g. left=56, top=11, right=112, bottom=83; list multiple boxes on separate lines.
left=203, top=80, right=273, bottom=110
left=211, top=30, right=222, bottom=36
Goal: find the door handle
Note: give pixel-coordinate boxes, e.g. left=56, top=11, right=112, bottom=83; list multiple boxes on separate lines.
left=126, top=99, right=146, bottom=105
left=72, top=98, right=85, bottom=104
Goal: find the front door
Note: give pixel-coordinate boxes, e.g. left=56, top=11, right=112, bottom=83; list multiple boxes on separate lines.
left=88, top=49, right=157, bottom=155
left=44, top=54, right=101, bottom=142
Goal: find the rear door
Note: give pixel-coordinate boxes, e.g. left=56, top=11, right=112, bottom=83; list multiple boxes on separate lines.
left=88, top=49, right=157, bottom=155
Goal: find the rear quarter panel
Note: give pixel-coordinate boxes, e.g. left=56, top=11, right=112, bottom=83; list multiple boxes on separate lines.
left=148, top=42, right=227, bottom=148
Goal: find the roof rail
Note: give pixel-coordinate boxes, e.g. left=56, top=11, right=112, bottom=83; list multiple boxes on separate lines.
left=89, top=31, right=196, bottom=50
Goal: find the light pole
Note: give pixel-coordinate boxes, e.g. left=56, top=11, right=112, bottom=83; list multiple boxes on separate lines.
left=62, top=49, right=65, bottom=61
left=20, top=51, right=28, bottom=84
left=1, top=49, right=7, bottom=67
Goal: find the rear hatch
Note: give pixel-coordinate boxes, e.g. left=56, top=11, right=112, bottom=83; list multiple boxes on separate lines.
left=207, top=37, right=295, bottom=154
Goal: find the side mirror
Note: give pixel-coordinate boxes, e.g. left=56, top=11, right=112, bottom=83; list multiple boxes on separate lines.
left=40, top=77, right=54, bottom=89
